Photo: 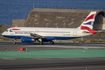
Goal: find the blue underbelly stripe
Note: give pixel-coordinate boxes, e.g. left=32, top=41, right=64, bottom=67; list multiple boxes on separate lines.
left=2, top=35, right=81, bottom=40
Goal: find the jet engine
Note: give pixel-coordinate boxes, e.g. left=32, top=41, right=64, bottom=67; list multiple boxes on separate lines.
left=21, top=37, right=34, bottom=43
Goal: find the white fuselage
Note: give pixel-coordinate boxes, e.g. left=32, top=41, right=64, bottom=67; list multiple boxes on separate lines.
left=2, top=27, right=91, bottom=40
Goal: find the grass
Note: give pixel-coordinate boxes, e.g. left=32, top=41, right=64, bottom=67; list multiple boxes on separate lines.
left=54, top=38, right=105, bottom=43
left=90, top=31, right=105, bottom=37
left=0, top=36, right=21, bottom=41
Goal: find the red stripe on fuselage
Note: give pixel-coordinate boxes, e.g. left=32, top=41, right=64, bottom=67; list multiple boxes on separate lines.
left=11, top=29, right=20, bottom=30
left=84, top=14, right=95, bottom=22
left=81, top=26, right=97, bottom=34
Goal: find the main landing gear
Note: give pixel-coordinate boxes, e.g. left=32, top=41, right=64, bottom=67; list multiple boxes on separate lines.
left=38, top=38, right=54, bottom=45
left=13, top=39, right=16, bottom=44
left=39, top=41, right=54, bottom=45
left=50, top=41, right=54, bottom=45
left=38, top=38, right=43, bottom=45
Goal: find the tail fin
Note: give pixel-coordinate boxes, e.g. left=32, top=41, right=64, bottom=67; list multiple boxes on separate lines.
left=79, top=11, right=97, bottom=34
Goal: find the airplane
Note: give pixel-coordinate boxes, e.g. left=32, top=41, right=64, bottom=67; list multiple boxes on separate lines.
left=2, top=11, right=97, bottom=45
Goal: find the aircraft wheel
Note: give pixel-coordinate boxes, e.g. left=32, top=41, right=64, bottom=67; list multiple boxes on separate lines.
left=40, top=42, right=43, bottom=45
left=13, top=39, right=16, bottom=45
left=13, top=41, right=16, bottom=44
left=50, top=41, right=54, bottom=45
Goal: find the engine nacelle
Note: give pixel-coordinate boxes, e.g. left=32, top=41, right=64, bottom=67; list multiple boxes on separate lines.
left=21, top=37, right=34, bottom=43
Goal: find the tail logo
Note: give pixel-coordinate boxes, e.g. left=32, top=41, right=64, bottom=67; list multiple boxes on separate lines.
left=84, top=14, right=95, bottom=22
left=80, top=11, right=97, bottom=34
left=83, top=21, right=92, bottom=25
left=81, top=26, right=97, bottom=34
left=83, top=14, right=95, bottom=26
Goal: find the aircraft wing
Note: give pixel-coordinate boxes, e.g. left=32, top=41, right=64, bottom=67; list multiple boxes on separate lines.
left=30, top=33, right=55, bottom=40
left=30, top=33, right=46, bottom=39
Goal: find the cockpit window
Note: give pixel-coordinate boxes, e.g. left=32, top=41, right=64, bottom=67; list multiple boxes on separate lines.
left=5, top=30, right=8, bottom=32
left=10, top=30, right=12, bottom=32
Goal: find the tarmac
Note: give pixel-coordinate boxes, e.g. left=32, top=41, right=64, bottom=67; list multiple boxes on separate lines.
left=0, top=41, right=105, bottom=70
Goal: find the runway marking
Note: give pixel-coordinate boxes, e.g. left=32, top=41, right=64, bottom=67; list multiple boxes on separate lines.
left=57, top=65, right=105, bottom=69
left=39, top=65, right=105, bottom=70
left=33, top=58, right=51, bottom=60
left=23, top=65, right=105, bottom=70
left=82, top=47, right=88, bottom=49
left=95, top=57, right=105, bottom=60
left=2, top=58, right=15, bottom=60
left=22, top=45, right=105, bottom=49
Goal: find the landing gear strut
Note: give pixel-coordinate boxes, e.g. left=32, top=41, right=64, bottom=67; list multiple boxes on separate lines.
left=50, top=41, right=54, bottom=45
left=38, top=38, right=43, bottom=45
left=13, top=39, right=16, bottom=44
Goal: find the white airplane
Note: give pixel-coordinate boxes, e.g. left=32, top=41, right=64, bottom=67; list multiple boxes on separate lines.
left=2, top=11, right=97, bottom=45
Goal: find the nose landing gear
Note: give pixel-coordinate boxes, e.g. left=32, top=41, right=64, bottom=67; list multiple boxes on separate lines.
left=13, top=39, right=16, bottom=44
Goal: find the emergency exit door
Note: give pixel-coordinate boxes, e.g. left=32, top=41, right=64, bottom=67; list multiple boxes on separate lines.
left=73, top=29, right=77, bottom=36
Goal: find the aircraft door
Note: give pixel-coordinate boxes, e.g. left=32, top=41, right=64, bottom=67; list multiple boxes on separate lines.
left=73, top=29, right=77, bottom=36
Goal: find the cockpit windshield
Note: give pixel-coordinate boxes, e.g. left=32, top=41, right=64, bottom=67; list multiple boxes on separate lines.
left=5, top=30, right=8, bottom=32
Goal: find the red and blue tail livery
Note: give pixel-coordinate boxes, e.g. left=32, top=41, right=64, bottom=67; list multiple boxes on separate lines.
left=80, top=11, right=97, bottom=34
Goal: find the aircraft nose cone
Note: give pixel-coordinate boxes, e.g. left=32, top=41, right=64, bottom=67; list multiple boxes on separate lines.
left=2, top=32, right=5, bottom=35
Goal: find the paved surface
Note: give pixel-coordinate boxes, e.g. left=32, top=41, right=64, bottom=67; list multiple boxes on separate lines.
left=0, top=41, right=105, bottom=51
left=0, top=58, right=105, bottom=70
left=0, top=41, right=105, bottom=70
